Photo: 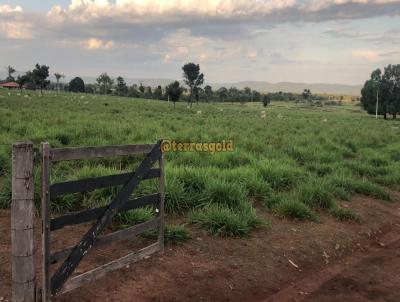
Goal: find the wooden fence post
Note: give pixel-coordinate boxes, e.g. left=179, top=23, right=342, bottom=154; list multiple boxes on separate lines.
left=158, top=152, right=165, bottom=253
left=11, top=142, right=36, bottom=302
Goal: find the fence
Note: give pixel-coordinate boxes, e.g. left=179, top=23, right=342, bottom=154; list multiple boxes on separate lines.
left=11, top=141, right=165, bottom=302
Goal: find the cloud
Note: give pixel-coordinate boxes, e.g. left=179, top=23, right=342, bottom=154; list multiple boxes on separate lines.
left=82, top=38, right=115, bottom=50
left=0, top=5, right=33, bottom=39
left=0, top=0, right=399, bottom=84
left=324, top=27, right=400, bottom=44
left=352, top=49, right=379, bottom=61
left=0, top=5, right=22, bottom=13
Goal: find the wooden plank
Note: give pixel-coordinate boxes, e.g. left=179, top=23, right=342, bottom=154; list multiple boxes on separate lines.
left=50, top=144, right=155, bottom=162
left=59, top=243, right=160, bottom=295
left=50, top=169, right=160, bottom=198
left=11, top=142, right=36, bottom=302
left=50, top=217, right=160, bottom=264
left=158, top=153, right=165, bottom=253
left=50, top=141, right=162, bottom=296
left=41, top=143, right=51, bottom=302
left=50, top=194, right=160, bottom=231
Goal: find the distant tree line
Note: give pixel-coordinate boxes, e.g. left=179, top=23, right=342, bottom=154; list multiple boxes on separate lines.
left=361, top=64, right=400, bottom=119
left=2, top=62, right=331, bottom=106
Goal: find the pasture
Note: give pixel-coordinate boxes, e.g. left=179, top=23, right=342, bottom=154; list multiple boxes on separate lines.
left=0, top=89, right=400, bottom=237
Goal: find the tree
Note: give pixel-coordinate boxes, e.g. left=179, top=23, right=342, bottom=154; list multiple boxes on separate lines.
left=54, top=73, right=64, bottom=92
left=116, top=76, right=128, bottom=96
left=96, top=73, right=114, bottom=94
left=182, top=63, right=204, bottom=108
left=204, top=85, right=213, bottom=102
left=32, top=64, right=50, bottom=94
left=128, top=84, right=141, bottom=98
left=16, top=73, right=31, bottom=90
left=302, top=89, right=312, bottom=101
left=69, top=77, right=85, bottom=93
left=262, top=95, right=271, bottom=107
left=252, top=90, right=261, bottom=102
left=139, top=83, right=145, bottom=94
left=228, top=87, right=239, bottom=103
left=145, top=86, right=153, bottom=99
left=382, top=64, right=400, bottom=119
left=194, top=87, right=203, bottom=104
left=361, top=65, right=400, bottom=120
left=5, top=65, right=16, bottom=82
left=217, top=87, right=228, bottom=102
left=166, top=81, right=183, bottom=108
left=153, top=85, right=163, bottom=100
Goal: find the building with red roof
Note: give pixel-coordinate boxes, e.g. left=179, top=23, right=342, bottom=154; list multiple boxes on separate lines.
left=0, top=82, right=22, bottom=88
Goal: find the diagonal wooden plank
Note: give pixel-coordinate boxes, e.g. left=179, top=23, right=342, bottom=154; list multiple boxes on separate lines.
left=50, top=140, right=162, bottom=296
left=50, top=217, right=160, bottom=264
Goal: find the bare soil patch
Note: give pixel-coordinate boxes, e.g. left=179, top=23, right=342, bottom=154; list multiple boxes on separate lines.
left=1, top=194, right=400, bottom=302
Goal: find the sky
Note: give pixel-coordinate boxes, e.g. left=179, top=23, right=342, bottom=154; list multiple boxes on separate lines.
left=0, top=0, right=399, bottom=85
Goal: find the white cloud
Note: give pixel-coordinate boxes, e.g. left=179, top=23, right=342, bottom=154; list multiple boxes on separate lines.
left=45, top=0, right=400, bottom=22
left=81, top=38, right=115, bottom=50
left=0, top=5, right=32, bottom=39
left=0, top=5, right=22, bottom=14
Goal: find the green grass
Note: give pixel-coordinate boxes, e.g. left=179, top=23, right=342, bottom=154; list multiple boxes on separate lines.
left=274, top=198, right=318, bottom=221
left=143, top=225, right=191, bottom=244
left=0, top=89, right=399, bottom=236
left=329, top=206, right=361, bottom=223
left=188, top=203, right=263, bottom=237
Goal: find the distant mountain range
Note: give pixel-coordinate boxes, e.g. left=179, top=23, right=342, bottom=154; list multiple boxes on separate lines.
left=0, top=71, right=362, bottom=96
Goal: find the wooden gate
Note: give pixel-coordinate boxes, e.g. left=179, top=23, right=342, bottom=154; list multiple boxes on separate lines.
left=40, top=141, right=165, bottom=301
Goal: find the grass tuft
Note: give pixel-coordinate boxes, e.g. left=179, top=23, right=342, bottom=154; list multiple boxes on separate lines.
left=188, top=204, right=263, bottom=237
left=274, top=198, right=318, bottom=221
left=329, top=206, right=361, bottom=223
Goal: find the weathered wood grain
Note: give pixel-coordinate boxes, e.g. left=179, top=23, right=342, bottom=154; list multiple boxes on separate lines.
left=50, top=144, right=155, bottom=162
left=11, top=142, right=35, bottom=302
left=41, top=143, right=51, bottom=302
left=50, top=141, right=162, bottom=296
left=158, top=153, right=165, bottom=253
left=59, top=243, right=160, bottom=295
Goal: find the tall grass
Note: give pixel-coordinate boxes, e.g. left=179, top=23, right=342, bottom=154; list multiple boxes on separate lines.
left=0, top=89, right=398, bottom=236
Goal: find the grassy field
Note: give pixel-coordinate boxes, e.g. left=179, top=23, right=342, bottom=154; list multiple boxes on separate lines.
left=0, top=89, right=399, bottom=237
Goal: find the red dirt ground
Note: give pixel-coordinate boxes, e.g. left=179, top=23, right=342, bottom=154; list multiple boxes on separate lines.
left=1, top=193, right=400, bottom=302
